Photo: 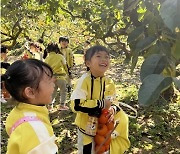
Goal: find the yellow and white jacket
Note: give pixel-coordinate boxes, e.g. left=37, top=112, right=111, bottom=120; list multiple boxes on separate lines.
left=45, top=52, right=68, bottom=80
left=70, top=72, right=130, bottom=154
left=5, top=103, right=58, bottom=154
left=61, top=47, right=74, bottom=68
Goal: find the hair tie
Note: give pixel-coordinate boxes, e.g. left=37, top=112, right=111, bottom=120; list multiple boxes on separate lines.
left=7, top=75, right=11, bottom=80
left=4, top=74, right=11, bottom=80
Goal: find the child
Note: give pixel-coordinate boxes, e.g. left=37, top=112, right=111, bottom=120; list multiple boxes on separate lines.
left=1, top=45, right=11, bottom=103
left=2, top=59, right=58, bottom=154
left=1, top=45, right=10, bottom=70
left=59, top=36, right=74, bottom=92
left=23, top=42, right=43, bottom=60
left=45, top=43, right=69, bottom=110
left=83, top=40, right=91, bottom=55
left=70, top=45, right=130, bottom=154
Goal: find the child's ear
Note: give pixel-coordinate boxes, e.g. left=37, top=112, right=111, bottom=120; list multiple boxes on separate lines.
left=23, top=87, right=35, bottom=99
left=86, top=60, right=91, bottom=67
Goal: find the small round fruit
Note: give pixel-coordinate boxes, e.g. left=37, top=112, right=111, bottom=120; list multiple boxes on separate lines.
left=98, top=114, right=108, bottom=124
left=97, top=124, right=108, bottom=136
left=94, top=134, right=105, bottom=145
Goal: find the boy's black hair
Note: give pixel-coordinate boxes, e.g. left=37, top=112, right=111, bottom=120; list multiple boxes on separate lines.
left=38, top=38, right=44, bottom=44
left=59, top=36, right=69, bottom=43
left=1, top=59, right=53, bottom=103
left=84, top=45, right=109, bottom=62
left=84, top=45, right=110, bottom=71
left=46, top=43, right=62, bottom=54
left=29, top=42, right=38, bottom=48
left=0, top=45, right=8, bottom=53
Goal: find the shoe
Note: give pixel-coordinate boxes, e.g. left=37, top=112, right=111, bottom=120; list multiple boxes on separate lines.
left=58, top=105, right=69, bottom=111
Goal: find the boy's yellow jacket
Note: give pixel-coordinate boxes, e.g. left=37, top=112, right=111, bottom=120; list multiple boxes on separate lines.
left=5, top=103, right=58, bottom=154
left=70, top=72, right=130, bottom=154
left=45, top=52, right=68, bottom=80
left=61, top=48, right=74, bottom=68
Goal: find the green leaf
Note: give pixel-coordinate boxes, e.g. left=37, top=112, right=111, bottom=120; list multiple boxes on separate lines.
left=136, top=36, right=157, bottom=52
left=140, top=54, right=167, bottom=81
left=146, top=23, right=158, bottom=36
left=144, top=44, right=160, bottom=58
left=172, top=77, right=180, bottom=90
left=138, top=74, right=172, bottom=107
left=172, top=38, right=180, bottom=60
left=127, top=26, right=144, bottom=43
left=159, top=41, right=171, bottom=57
left=160, top=0, right=180, bottom=32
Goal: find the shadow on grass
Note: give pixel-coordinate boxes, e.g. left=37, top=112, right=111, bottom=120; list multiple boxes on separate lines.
left=50, top=110, right=78, bottom=154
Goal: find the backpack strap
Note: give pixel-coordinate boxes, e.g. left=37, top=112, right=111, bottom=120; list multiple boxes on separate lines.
left=10, top=116, right=41, bottom=135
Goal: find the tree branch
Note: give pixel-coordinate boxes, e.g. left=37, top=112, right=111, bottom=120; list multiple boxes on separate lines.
left=0, top=31, right=12, bottom=37
left=12, top=18, right=22, bottom=35
left=59, top=5, right=85, bottom=20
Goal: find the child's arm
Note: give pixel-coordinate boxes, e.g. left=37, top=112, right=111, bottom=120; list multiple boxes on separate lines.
left=70, top=98, right=105, bottom=117
left=70, top=85, right=108, bottom=117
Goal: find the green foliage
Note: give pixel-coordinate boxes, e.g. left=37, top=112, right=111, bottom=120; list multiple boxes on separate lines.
left=127, top=26, right=144, bottom=43
left=135, top=36, right=157, bottom=52
left=1, top=0, right=179, bottom=106
left=140, top=54, right=167, bottom=81
left=160, top=0, right=180, bottom=32
left=172, top=34, right=180, bottom=60
left=138, top=74, right=172, bottom=106
left=125, top=0, right=180, bottom=106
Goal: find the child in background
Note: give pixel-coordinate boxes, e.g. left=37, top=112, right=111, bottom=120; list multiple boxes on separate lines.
left=45, top=43, right=69, bottom=111
left=1, top=45, right=10, bottom=74
left=37, top=38, right=47, bottom=60
left=83, top=40, right=91, bottom=55
left=23, top=42, right=43, bottom=60
left=1, top=45, right=11, bottom=103
left=70, top=45, right=130, bottom=154
left=2, top=59, right=58, bottom=154
left=59, top=36, right=74, bottom=92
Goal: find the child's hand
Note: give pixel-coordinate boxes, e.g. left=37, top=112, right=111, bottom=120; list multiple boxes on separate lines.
left=104, top=99, right=111, bottom=109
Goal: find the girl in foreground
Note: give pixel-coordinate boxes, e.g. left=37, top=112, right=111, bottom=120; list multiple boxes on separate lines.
left=2, top=59, right=58, bottom=154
